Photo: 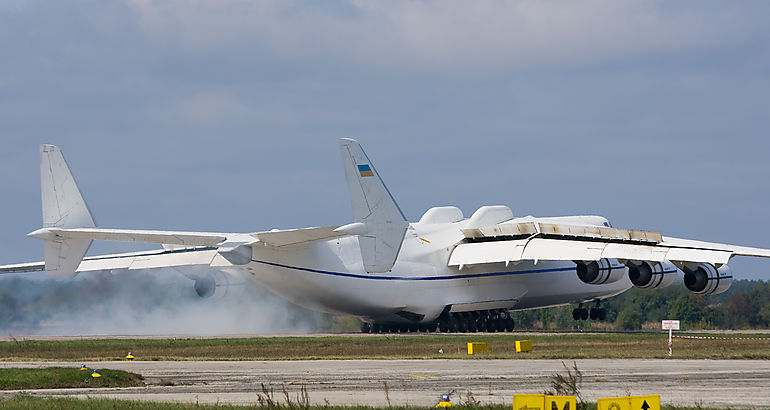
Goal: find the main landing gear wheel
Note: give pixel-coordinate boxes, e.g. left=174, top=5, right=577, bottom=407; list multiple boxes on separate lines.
left=573, top=302, right=606, bottom=321
left=364, top=308, right=517, bottom=333
left=590, top=308, right=607, bottom=320
left=572, top=305, right=589, bottom=321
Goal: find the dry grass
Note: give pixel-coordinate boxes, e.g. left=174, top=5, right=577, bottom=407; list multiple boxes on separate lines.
left=0, top=396, right=737, bottom=410
left=0, top=333, right=768, bottom=361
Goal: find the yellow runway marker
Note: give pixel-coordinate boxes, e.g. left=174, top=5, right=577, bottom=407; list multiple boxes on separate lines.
left=409, top=374, right=439, bottom=380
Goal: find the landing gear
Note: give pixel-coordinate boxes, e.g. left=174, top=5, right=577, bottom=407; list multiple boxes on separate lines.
left=375, top=309, right=516, bottom=334
left=573, top=302, right=606, bottom=321
left=572, top=305, right=588, bottom=320
left=589, top=307, right=607, bottom=320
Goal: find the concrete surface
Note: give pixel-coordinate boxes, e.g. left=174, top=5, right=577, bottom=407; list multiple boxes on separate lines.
left=2, top=359, right=769, bottom=408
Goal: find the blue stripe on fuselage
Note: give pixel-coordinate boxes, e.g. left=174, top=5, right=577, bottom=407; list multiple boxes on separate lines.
left=250, top=259, right=658, bottom=282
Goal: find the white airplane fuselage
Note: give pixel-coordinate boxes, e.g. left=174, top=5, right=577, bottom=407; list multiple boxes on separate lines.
left=223, top=219, right=632, bottom=324
left=4, top=140, right=766, bottom=332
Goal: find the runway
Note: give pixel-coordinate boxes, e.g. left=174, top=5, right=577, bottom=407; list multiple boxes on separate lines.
left=2, top=359, right=770, bottom=408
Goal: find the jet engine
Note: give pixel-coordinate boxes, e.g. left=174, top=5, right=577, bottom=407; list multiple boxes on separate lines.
left=682, top=263, right=733, bottom=295
left=174, top=267, right=245, bottom=300
left=193, top=276, right=216, bottom=298
left=575, top=259, right=624, bottom=285
left=626, top=260, right=677, bottom=289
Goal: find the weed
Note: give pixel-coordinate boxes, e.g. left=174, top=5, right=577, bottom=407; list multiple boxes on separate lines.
left=382, top=381, right=391, bottom=408
left=458, top=390, right=481, bottom=407
left=257, top=383, right=279, bottom=409
left=545, top=361, right=585, bottom=410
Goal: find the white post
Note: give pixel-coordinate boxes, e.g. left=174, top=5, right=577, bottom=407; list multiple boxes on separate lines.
left=663, top=320, right=679, bottom=357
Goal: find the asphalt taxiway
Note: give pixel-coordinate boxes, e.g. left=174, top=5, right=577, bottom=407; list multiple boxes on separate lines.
left=2, top=359, right=769, bottom=408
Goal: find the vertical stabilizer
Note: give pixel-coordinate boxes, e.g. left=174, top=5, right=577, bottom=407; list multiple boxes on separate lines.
left=37, top=145, right=95, bottom=277
left=339, top=138, right=408, bottom=273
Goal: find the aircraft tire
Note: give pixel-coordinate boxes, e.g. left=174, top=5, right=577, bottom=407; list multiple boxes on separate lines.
left=449, top=320, right=459, bottom=333
left=439, top=321, right=449, bottom=332
left=598, top=308, right=607, bottom=321
left=477, top=319, right=488, bottom=332
left=580, top=308, right=589, bottom=320
left=372, top=323, right=381, bottom=333
left=361, top=322, right=371, bottom=333
left=487, top=319, right=497, bottom=333
left=468, top=320, right=478, bottom=333
left=590, top=308, right=598, bottom=320
left=572, top=309, right=580, bottom=320
left=458, top=319, right=468, bottom=333
left=505, top=317, right=515, bottom=331
left=496, top=318, right=506, bottom=332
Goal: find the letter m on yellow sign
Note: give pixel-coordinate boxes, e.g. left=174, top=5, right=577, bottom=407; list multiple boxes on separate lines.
left=547, top=395, right=576, bottom=410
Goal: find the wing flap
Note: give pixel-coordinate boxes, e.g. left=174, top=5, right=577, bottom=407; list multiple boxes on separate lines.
left=522, top=238, right=606, bottom=261
left=448, top=240, right=528, bottom=266
left=448, top=236, right=763, bottom=267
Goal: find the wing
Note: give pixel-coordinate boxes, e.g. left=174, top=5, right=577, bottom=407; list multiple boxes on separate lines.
left=449, top=222, right=770, bottom=267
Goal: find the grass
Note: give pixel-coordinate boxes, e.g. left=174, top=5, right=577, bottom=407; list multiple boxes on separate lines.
left=0, top=396, right=740, bottom=410
left=0, top=367, right=144, bottom=389
left=0, top=333, right=768, bottom=361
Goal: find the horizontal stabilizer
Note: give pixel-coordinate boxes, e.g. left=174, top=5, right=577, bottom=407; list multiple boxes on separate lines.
left=252, top=226, right=347, bottom=247
left=29, top=227, right=229, bottom=247
left=1, top=247, right=226, bottom=275
left=0, top=261, right=45, bottom=274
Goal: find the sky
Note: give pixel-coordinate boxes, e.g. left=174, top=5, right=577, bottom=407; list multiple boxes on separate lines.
left=0, top=0, right=769, bottom=299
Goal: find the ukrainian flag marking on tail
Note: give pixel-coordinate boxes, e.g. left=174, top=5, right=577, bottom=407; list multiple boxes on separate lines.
left=358, top=164, right=374, bottom=177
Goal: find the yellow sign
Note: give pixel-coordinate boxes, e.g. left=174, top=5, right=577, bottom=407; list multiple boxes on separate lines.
left=513, top=394, right=545, bottom=410
left=514, top=394, right=575, bottom=410
left=515, top=340, right=532, bottom=352
left=597, top=395, right=660, bottom=410
left=467, top=342, right=489, bottom=354
left=546, top=395, right=576, bottom=410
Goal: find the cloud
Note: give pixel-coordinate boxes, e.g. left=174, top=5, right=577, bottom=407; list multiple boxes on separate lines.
left=123, top=0, right=758, bottom=73
left=176, top=92, right=250, bottom=126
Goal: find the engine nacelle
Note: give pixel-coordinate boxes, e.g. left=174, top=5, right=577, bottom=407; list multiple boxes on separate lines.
left=575, top=259, right=625, bottom=285
left=682, top=263, right=733, bottom=295
left=175, top=267, right=245, bottom=300
left=626, top=260, right=677, bottom=289
left=194, top=276, right=217, bottom=298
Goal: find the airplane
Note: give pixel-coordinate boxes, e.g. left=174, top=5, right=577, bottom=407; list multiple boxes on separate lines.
left=2, top=139, right=770, bottom=333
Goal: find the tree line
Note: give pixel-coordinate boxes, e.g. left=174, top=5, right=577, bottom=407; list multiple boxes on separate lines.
left=511, top=279, right=770, bottom=331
